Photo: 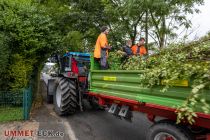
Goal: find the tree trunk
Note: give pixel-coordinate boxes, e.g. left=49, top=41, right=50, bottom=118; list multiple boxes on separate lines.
left=159, top=16, right=166, bottom=49
left=145, top=10, right=149, bottom=51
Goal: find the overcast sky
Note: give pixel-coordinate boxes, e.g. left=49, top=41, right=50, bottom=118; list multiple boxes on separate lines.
left=187, top=0, right=210, bottom=40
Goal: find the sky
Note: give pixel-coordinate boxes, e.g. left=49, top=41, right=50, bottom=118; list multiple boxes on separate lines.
left=187, top=0, right=210, bottom=40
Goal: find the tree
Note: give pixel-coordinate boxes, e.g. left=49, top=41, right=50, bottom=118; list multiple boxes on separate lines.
left=65, top=0, right=204, bottom=49
left=147, top=0, right=204, bottom=49
left=0, top=33, right=11, bottom=89
left=0, top=0, right=61, bottom=90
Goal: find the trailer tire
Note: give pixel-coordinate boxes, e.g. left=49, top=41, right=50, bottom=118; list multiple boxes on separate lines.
left=147, top=121, right=193, bottom=140
left=54, top=77, right=78, bottom=116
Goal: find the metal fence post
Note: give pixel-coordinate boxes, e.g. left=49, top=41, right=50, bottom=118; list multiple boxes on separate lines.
left=23, top=89, right=26, bottom=120
left=23, top=88, right=29, bottom=120
left=23, top=86, right=33, bottom=120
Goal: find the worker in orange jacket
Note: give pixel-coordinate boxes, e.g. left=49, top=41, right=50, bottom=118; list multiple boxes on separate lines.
left=131, top=37, right=147, bottom=56
left=94, top=26, right=111, bottom=69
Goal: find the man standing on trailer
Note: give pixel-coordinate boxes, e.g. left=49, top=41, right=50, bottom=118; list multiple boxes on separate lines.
left=94, top=26, right=111, bottom=69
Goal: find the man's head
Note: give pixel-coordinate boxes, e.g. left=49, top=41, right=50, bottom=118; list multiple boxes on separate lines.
left=138, top=37, right=145, bottom=46
left=100, top=26, right=110, bottom=35
left=125, top=40, right=132, bottom=47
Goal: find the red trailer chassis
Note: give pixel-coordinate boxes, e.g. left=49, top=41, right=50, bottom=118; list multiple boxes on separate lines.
left=88, top=92, right=210, bottom=140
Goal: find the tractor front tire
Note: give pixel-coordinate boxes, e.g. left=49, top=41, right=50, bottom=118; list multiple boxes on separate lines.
left=54, top=77, right=78, bottom=116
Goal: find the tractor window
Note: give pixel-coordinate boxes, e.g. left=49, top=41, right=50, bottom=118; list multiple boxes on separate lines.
left=63, top=56, right=71, bottom=71
left=72, top=56, right=90, bottom=76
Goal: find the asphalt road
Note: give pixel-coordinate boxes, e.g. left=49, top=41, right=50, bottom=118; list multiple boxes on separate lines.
left=66, top=105, right=152, bottom=140
left=39, top=80, right=153, bottom=140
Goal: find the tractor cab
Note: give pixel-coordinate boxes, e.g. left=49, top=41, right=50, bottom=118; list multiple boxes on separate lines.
left=60, top=52, right=90, bottom=78
left=59, top=52, right=91, bottom=91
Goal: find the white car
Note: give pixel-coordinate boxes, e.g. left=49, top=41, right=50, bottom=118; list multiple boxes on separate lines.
left=41, top=62, right=57, bottom=85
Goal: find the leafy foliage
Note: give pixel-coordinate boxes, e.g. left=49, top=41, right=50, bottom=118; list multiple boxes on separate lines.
left=9, top=54, right=33, bottom=90
left=62, top=31, right=84, bottom=52
left=0, top=33, right=10, bottom=72
left=108, top=51, right=125, bottom=70
left=122, top=39, right=210, bottom=124
left=0, top=0, right=61, bottom=90
left=36, top=0, right=204, bottom=50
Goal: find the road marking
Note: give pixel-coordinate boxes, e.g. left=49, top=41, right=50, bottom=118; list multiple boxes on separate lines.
left=44, top=103, right=77, bottom=140
left=64, top=118, right=78, bottom=140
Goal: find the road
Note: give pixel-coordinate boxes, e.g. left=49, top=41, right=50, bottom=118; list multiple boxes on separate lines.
left=66, top=105, right=152, bottom=140
left=37, top=80, right=152, bottom=140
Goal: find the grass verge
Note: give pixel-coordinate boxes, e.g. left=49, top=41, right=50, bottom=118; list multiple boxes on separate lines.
left=0, top=107, right=23, bottom=122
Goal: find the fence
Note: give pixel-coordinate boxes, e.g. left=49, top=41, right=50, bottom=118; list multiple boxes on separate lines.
left=0, top=86, right=33, bottom=122
left=23, top=86, right=33, bottom=120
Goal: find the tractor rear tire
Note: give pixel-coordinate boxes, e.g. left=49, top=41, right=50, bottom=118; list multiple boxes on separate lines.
left=54, top=77, right=78, bottom=116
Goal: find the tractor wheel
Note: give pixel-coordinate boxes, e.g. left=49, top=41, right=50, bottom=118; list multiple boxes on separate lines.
left=54, top=77, right=78, bottom=116
left=147, top=120, right=194, bottom=140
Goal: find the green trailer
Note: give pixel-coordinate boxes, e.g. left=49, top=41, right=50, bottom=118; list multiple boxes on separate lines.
left=90, top=70, right=210, bottom=111
left=88, top=57, right=210, bottom=140
left=50, top=52, right=210, bottom=140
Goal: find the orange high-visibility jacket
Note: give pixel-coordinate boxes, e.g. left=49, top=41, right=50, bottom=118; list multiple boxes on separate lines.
left=94, top=33, right=108, bottom=58
left=131, top=45, right=147, bottom=56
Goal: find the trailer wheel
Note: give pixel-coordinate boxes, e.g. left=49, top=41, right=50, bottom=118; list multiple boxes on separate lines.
left=54, top=77, right=78, bottom=116
left=147, top=121, right=193, bottom=140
